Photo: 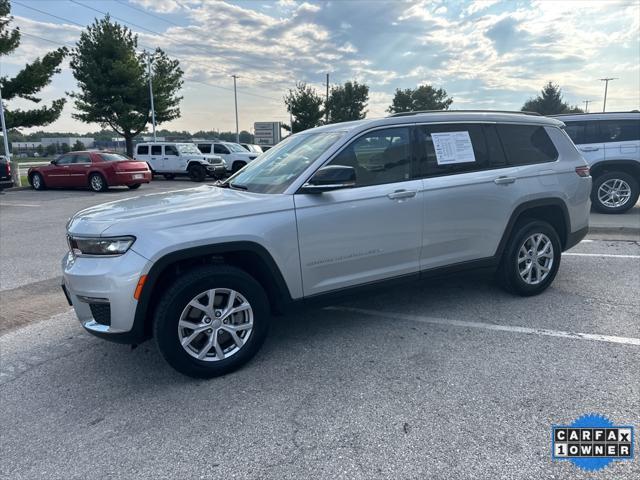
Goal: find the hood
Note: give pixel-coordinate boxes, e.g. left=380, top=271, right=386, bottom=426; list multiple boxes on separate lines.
left=67, top=185, right=293, bottom=236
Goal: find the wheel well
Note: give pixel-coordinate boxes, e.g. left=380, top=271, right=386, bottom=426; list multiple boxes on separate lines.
left=590, top=161, right=640, bottom=181
left=517, top=205, right=567, bottom=249
left=233, top=160, right=246, bottom=168
left=140, top=247, right=291, bottom=338
left=187, top=161, right=205, bottom=169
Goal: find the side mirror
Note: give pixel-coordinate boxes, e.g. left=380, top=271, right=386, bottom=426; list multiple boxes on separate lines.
left=50, top=159, right=57, bottom=165
left=300, top=165, right=356, bottom=193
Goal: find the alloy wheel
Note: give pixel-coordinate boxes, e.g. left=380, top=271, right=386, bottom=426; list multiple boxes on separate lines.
left=178, top=288, right=253, bottom=362
left=91, top=175, right=104, bottom=191
left=32, top=175, right=41, bottom=189
left=598, top=178, right=631, bottom=208
left=517, top=233, right=554, bottom=285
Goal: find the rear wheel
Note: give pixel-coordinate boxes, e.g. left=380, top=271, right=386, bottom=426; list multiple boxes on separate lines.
left=497, top=220, right=561, bottom=296
left=31, top=173, right=45, bottom=190
left=232, top=161, right=246, bottom=173
left=188, top=164, right=206, bottom=182
left=591, top=171, right=639, bottom=214
left=128, top=184, right=141, bottom=190
left=154, top=265, right=270, bottom=378
left=89, top=173, right=108, bottom=192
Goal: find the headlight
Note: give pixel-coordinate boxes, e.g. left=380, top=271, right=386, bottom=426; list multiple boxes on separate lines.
left=68, top=236, right=136, bottom=256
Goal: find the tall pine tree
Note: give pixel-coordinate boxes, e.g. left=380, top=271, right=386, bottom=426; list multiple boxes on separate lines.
left=521, top=82, right=583, bottom=115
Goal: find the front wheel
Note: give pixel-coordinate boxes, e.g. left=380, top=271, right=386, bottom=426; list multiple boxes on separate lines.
left=89, top=173, right=108, bottom=192
left=188, top=164, right=206, bottom=182
left=232, top=161, right=246, bottom=173
left=154, top=265, right=271, bottom=378
left=31, top=173, right=46, bottom=190
left=592, top=172, right=639, bottom=214
left=497, top=220, right=561, bottom=296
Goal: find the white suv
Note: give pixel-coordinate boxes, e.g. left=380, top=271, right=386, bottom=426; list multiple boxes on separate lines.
left=134, top=142, right=227, bottom=181
left=555, top=112, right=640, bottom=213
left=62, top=111, right=591, bottom=378
left=196, top=141, right=259, bottom=173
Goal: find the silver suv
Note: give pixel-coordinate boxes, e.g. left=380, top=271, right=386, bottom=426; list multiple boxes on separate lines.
left=62, top=111, right=591, bottom=377
left=555, top=112, right=640, bottom=213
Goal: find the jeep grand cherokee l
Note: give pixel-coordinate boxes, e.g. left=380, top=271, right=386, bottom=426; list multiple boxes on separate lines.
left=62, top=111, right=591, bottom=378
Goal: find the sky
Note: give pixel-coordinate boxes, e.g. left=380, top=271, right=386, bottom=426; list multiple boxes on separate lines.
left=3, top=0, right=640, bottom=135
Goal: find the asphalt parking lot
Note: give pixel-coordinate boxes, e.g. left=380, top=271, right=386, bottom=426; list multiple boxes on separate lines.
left=1, top=182, right=639, bottom=479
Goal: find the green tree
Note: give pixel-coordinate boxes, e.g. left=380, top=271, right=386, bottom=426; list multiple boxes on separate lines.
left=35, top=144, right=44, bottom=156
left=326, top=81, right=369, bottom=123
left=387, top=84, right=453, bottom=113
left=59, top=142, right=70, bottom=153
left=521, top=82, right=583, bottom=115
left=70, top=16, right=183, bottom=156
left=283, top=82, right=324, bottom=133
left=0, top=0, right=67, bottom=135
left=72, top=139, right=85, bottom=151
left=45, top=143, right=57, bottom=156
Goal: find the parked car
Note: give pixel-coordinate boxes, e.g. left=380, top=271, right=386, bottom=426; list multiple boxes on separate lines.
left=134, top=142, right=226, bottom=181
left=196, top=141, right=258, bottom=173
left=62, top=111, right=590, bottom=378
left=240, top=143, right=264, bottom=154
left=28, top=151, right=152, bottom=192
left=555, top=112, right=640, bottom=213
left=0, top=155, right=12, bottom=190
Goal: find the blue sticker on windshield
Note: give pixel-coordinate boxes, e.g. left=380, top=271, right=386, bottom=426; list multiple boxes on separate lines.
left=552, top=414, right=634, bottom=472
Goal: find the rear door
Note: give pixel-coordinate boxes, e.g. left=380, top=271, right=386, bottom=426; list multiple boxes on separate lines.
left=600, top=119, right=640, bottom=161
left=295, top=126, right=423, bottom=296
left=416, top=123, right=525, bottom=269
left=563, top=121, right=604, bottom=165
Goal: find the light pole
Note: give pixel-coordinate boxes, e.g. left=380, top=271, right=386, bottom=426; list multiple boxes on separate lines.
left=0, top=82, right=19, bottom=187
left=146, top=52, right=157, bottom=142
left=583, top=100, right=592, bottom=113
left=599, top=78, right=617, bottom=112
left=231, top=74, right=239, bottom=143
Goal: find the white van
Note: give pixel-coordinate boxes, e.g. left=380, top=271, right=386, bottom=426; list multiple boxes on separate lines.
left=196, top=141, right=259, bottom=173
left=134, top=142, right=227, bottom=181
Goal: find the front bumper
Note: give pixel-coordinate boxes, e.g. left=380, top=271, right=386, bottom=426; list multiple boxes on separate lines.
left=62, top=248, right=150, bottom=343
left=206, top=164, right=227, bottom=178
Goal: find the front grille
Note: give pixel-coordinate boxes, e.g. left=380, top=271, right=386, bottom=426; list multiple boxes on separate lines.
left=89, top=303, right=111, bottom=326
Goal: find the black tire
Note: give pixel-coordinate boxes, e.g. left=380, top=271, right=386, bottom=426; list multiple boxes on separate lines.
left=88, top=173, right=108, bottom=192
left=497, top=220, right=561, bottom=296
left=153, top=265, right=271, bottom=378
left=591, top=171, right=639, bottom=214
left=232, top=161, right=246, bottom=173
left=188, top=164, right=206, bottom=182
left=128, top=184, right=141, bottom=190
left=31, top=173, right=46, bottom=190
left=163, top=174, right=176, bottom=180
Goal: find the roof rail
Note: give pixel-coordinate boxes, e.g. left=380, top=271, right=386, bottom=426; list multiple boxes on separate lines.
left=388, top=109, right=542, bottom=117
left=551, top=111, right=639, bottom=116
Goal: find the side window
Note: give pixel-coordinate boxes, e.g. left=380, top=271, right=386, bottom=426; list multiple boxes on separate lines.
left=164, top=145, right=178, bottom=156
left=598, top=120, right=640, bottom=142
left=137, top=145, right=149, bottom=155
left=564, top=121, right=599, bottom=145
left=414, top=124, right=490, bottom=178
left=56, top=155, right=73, bottom=165
left=214, top=144, right=230, bottom=154
left=198, top=144, right=211, bottom=154
left=72, top=154, right=91, bottom=164
left=328, top=127, right=411, bottom=187
left=151, top=145, right=162, bottom=156
left=484, top=125, right=508, bottom=168
left=496, top=124, right=558, bottom=166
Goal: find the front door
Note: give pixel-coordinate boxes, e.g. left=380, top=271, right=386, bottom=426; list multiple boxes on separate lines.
left=68, top=153, right=92, bottom=187
left=44, top=154, right=74, bottom=187
left=295, top=127, right=423, bottom=296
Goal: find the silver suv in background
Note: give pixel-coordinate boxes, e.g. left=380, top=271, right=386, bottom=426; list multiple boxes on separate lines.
left=556, top=112, right=640, bottom=213
left=62, top=111, right=591, bottom=378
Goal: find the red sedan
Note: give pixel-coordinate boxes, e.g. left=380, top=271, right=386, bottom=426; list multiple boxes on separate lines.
left=28, top=151, right=152, bottom=192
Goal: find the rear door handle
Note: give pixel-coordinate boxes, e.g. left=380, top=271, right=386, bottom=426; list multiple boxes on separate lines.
left=494, top=176, right=516, bottom=185
left=387, top=189, right=417, bottom=200
left=579, top=147, right=599, bottom=152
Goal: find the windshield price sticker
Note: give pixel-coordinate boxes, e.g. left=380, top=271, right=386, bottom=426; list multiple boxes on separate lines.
left=430, top=131, right=476, bottom=165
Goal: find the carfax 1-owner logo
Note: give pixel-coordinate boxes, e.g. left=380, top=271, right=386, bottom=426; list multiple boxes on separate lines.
left=552, top=414, right=635, bottom=472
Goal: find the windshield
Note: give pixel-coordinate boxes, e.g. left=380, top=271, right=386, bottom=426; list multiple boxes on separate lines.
left=227, top=131, right=345, bottom=194
left=226, top=143, right=247, bottom=153
left=178, top=143, right=202, bottom=155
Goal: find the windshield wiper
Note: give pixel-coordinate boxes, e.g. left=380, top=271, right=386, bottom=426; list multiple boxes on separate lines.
left=229, top=182, right=248, bottom=190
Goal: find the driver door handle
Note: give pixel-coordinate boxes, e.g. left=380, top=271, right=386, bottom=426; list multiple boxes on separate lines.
left=494, top=176, right=516, bottom=185
left=387, top=189, right=417, bottom=200
left=579, top=147, right=599, bottom=152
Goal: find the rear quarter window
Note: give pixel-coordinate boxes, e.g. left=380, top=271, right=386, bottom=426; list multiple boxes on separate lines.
left=598, top=120, right=640, bottom=142
left=496, top=124, right=558, bottom=165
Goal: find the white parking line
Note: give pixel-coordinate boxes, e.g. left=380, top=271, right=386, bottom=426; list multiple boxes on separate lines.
left=327, top=306, right=640, bottom=346
left=0, top=203, right=41, bottom=207
left=564, top=253, right=640, bottom=259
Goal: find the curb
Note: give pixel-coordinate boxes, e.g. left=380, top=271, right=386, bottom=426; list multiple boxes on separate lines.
left=588, top=225, right=640, bottom=236
left=1, top=186, right=32, bottom=192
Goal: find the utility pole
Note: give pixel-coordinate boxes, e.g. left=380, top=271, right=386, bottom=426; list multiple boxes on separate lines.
left=325, top=73, right=329, bottom=123
left=232, top=74, right=239, bottom=143
left=599, top=78, right=617, bottom=112
left=583, top=100, right=592, bottom=113
left=0, top=82, right=19, bottom=186
left=146, top=52, right=157, bottom=142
